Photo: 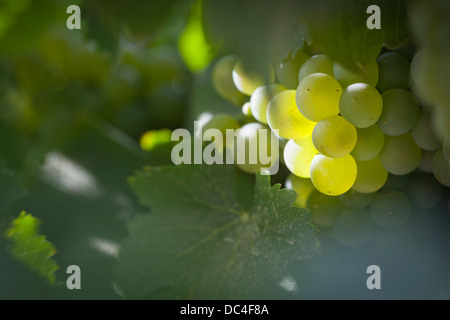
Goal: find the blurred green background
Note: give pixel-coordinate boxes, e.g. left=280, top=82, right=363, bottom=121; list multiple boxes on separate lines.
left=0, top=0, right=449, bottom=300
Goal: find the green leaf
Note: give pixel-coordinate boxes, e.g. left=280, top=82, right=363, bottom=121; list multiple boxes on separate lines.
left=202, top=0, right=310, bottom=70
left=6, top=212, right=59, bottom=285
left=115, top=164, right=320, bottom=299
left=0, top=164, right=27, bottom=213
left=87, top=0, right=180, bottom=38
left=380, top=0, right=412, bottom=50
left=307, top=0, right=383, bottom=70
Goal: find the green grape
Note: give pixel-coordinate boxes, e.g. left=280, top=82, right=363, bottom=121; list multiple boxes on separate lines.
left=234, top=122, right=279, bottom=174
left=310, top=154, right=357, bottom=196
left=443, top=138, right=450, bottom=164
left=411, top=109, right=442, bottom=151
left=351, top=125, right=385, bottom=161
left=312, top=115, right=357, bottom=158
left=405, top=172, right=442, bottom=209
left=232, top=60, right=275, bottom=96
left=353, top=156, right=388, bottom=193
left=383, top=173, right=410, bottom=191
left=377, top=89, right=419, bottom=136
left=199, top=113, right=241, bottom=150
left=339, top=83, right=383, bottom=128
left=379, top=133, right=421, bottom=175
left=418, top=150, right=435, bottom=173
left=307, top=191, right=345, bottom=227
left=369, top=190, right=412, bottom=228
left=283, top=139, right=318, bottom=178
left=333, top=208, right=374, bottom=248
left=242, top=102, right=252, bottom=117
left=249, top=84, right=286, bottom=124
left=140, top=129, right=172, bottom=151
left=276, top=51, right=309, bottom=89
left=267, top=90, right=316, bottom=140
left=432, top=149, right=450, bottom=187
left=339, top=189, right=376, bottom=209
left=298, top=54, right=334, bottom=83
left=333, top=60, right=379, bottom=88
left=296, top=73, right=342, bottom=122
left=376, top=52, right=412, bottom=92
left=410, top=49, right=424, bottom=86
left=285, top=173, right=315, bottom=207
left=212, top=55, right=246, bottom=105
left=293, top=134, right=313, bottom=148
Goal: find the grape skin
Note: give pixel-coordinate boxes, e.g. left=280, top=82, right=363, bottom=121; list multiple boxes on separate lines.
left=298, top=54, right=334, bottom=83
left=369, top=190, right=412, bottom=228
left=312, top=115, right=357, bottom=158
left=250, top=84, right=286, bottom=124
left=379, top=133, right=421, bottom=175
left=267, top=90, right=316, bottom=140
left=339, top=83, right=383, bottom=128
left=351, top=125, right=385, bottom=161
left=296, top=73, right=342, bottom=122
left=310, top=154, right=357, bottom=196
left=377, top=89, right=419, bottom=136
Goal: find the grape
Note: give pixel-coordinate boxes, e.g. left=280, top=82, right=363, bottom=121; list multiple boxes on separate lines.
left=443, top=138, right=450, bottom=164
left=369, top=190, right=412, bottom=228
left=212, top=55, right=246, bottom=105
left=312, top=115, right=357, bottom=158
left=298, top=54, right=334, bottom=83
left=296, top=73, right=342, bottom=122
left=339, top=83, right=383, bottom=128
left=285, top=174, right=315, bottom=207
left=410, top=49, right=424, bottom=85
left=377, top=89, right=419, bottom=136
left=234, top=122, right=279, bottom=174
left=307, top=191, right=345, bottom=227
left=333, top=60, right=379, bottom=88
left=418, top=150, right=435, bottom=173
left=242, top=102, right=252, bottom=117
left=379, top=133, right=421, bottom=175
left=351, top=125, right=385, bottom=161
left=232, top=60, right=275, bottom=96
left=310, top=154, right=357, bottom=196
left=405, top=172, right=442, bottom=209
left=249, top=84, right=286, bottom=124
left=411, top=109, right=442, bottom=151
left=333, top=208, right=374, bottom=248
left=376, top=52, right=412, bottom=92
left=293, top=134, right=313, bottom=148
left=353, top=156, right=388, bottom=193
left=267, top=90, right=316, bottom=140
left=140, top=129, right=173, bottom=151
left=432, top=149, right=450, bottom=187
left=383, top=173, right=410, bottom=191
left=200, top=113, right=241, bottom=150
left=276, top=51, right=309, bottom=89
left=283, top=139, right=318, bottom=178
left=339, top=189, right=376, bottom=209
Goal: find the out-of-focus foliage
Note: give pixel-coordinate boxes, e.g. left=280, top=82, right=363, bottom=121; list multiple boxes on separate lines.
left=0, top=0, right=449, bottom=300
left=6, top=212, right=59, bottom=285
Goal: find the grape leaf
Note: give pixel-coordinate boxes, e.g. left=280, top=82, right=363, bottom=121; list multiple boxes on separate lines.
left=202, top=0, right=310, bottom=71
left=307, top=0, right=383, bottom=70
left=380, top=0, right=412, bottom=50
left=6, top=212, right=59, bottom=285
left=115, top=164, right=320, bottom=299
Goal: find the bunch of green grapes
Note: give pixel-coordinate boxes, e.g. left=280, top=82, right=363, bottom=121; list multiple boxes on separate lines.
left=210, top=47, right=449, bottom=207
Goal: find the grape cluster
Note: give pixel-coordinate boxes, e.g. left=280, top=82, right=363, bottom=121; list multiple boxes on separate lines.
left=210, top=49, right=449, bottom=226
